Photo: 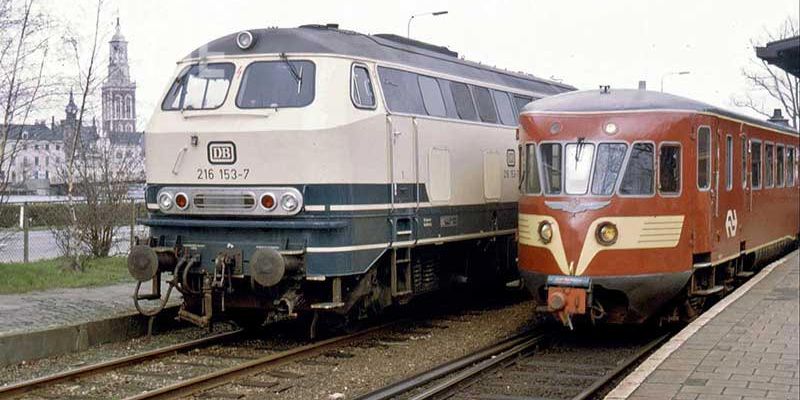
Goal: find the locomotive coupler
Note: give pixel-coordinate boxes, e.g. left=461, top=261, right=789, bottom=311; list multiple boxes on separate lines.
left=542, top=275, right=593, bottom=329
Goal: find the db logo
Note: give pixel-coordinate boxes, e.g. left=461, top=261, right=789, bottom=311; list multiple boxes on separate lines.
left=725, top=209, right=738, bottom=238
left=208, top=142, right=236, bottom=164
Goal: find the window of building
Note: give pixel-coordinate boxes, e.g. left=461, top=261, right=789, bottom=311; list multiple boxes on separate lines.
left=116, top=151, right=122, bottom=159
left=237, top=60, right=316, bottom=109
left=513, top=95, right=533, bottom=114
left=449, top=81, right=478, bottom=121
left=418, top=75, right=446, bottom=117
left=471, top=86, right=498, bottom=124
left=765, top=142, right=774, bottom=188
left=776, top=144, right=784, bottom=187
left=725, top=135, right=733, bottom=191
left=540, top=143, right=562, bottom=194
left=659, top=143, right=681, bottom=195
left=524, top=143, right=541, bottom=194
left=34, top=156, right=39, bottom=166
left=351, top=65, right=375, bottom=109
left=564, top=142, right=595, bottom=194
left=591, top=143, right=627, bottom=195
left=34, top=145, right=39, bottom=150
left=697, top=126, right=711, bottom=190
left=741, top=136, right=747, bottom=188
left=788, top=147, right=796, bottom=186
left=492, top=90, right=516, bottom=126
left=56, top=145, right=60, bottom=151
left=751, top=140, right=762, bottom=189
left=619, top=142, right=655, bottom=196
left=45, top=144, right=49, bottom=150
left=45, top=157, right=49, bottom=166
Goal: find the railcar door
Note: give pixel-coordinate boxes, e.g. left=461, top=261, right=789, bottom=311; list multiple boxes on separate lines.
left=386, top=115, right=419, bottom=210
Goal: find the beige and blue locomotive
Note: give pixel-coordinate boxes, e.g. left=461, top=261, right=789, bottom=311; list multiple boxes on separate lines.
left=127, top=25, right=574, bottom=329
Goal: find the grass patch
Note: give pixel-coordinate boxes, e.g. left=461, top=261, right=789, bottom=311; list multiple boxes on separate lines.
left=0, top=257, right=133, bottom=294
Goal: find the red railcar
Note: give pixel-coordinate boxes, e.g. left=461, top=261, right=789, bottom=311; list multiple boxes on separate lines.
left=517, top=89, right=799, bottom=326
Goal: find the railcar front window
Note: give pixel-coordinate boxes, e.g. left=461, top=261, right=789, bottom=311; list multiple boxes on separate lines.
left=659, top=144, right=681, bottom=194
left=564, top=142, right=595, bottom=194
left=776, top=145, right=784, bottom=187
left=162, top=63, right=235, bottom=110
left=697, top=127, right=711, bottom=190
left=765, top=143, right=774, bottom=188
left=540, top=143, right=562, bottom=194
left=237, top=60, right=315, bottom=109
left=751, top=141, right=762, bottom=189
left=591, top=143, right=627, bottom=195
left=619, top=142, right=655, bottom=196
left=525, top=144, right=541, bottom=194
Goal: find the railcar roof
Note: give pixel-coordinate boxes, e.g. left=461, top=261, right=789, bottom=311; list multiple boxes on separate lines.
left=184, top=25, right=575, bottom=96
left=522, top=89, right=798, bottom=135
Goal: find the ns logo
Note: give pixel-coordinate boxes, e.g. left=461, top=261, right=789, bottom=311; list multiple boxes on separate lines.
left=725, top=209, right=738, bottom=238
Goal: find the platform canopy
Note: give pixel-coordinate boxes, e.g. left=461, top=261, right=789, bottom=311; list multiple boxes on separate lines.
left=756, top=35, right=800, bottom=77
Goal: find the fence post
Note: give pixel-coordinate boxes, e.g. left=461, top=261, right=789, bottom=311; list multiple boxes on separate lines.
left=22, top=202, right=29, bottom=263
left=130, top=199, right=136, bottom=250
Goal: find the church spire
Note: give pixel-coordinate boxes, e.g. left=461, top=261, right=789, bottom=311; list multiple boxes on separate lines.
left=65, top=89, right=77, bottom=118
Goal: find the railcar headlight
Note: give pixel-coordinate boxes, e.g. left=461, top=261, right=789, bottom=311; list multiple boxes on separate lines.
left=174, top=193, right=189, bottom=210
left=538, top=221, right=553, bottom=244
left=236, top=30, right=255, bottom=50
left=280, top=193, right=299, bottom=212
left=158, top=192, right=173, bottom=211
left=596, top=222, right=618, bottom=246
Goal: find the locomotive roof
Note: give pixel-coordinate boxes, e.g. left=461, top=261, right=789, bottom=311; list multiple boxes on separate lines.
left=522, top=89, right=799, bottom=135
left=184, top=25, right=575, bottom=96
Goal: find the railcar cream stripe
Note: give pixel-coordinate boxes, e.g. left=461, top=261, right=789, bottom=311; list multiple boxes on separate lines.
left=604, top=251, right=796, bottom=400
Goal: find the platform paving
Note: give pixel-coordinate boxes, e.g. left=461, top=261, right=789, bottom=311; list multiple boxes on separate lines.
left=607, top=250, right=800, bottom=400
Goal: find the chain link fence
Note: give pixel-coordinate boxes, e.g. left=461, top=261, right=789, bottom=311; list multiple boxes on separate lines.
left=0, top=200, right=148, bottom=264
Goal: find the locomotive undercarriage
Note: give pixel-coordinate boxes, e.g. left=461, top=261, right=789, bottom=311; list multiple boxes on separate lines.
left=129, top=234, right=517, bottom=334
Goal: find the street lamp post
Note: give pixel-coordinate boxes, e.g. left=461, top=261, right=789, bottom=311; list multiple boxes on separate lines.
left=407, top=11, right=448, bottom=38
left=660, top=71, right=690, bottom=92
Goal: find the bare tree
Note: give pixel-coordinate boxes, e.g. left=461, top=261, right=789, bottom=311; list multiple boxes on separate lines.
left=733, top=18, right=799, bottom=129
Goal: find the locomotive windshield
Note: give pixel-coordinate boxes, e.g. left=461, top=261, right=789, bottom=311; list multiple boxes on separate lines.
left=162, top=63, right=235, bottom=110
left=236, top=60, right=315, bottom=108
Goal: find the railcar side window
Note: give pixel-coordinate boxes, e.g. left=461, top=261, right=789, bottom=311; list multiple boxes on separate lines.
left=776, top=145, right=785, bottom=187
left=697, top=127, right=711, bottom=190
left=450, top=82, right=478, bottom=121
left=162, top=63, right=235, bottom=110
left=765, top=143, right=774, bottom=188
left=493, top=90, right=516, bottom=126
left=237, top=60, right=316, bottom=108
left=725, top=135, right=733, bottom=191
left=418, top=75, right=446, bottom=117
left=564, top=142, right=595, bottom=194
left=659, top=144, right=681, bottom=195
left=591, top=143, right=627, bottom=195
left=741, top=136, right=747, bottom=188
left=619, top=142, right=655, bottom=196
left=351, top=65, right=375, bottom=108
left=751, top=141, right=762, bottom=189
left=788, top=147, right=796, bottom=186
left=472, top=86, right=498, bottom=124
left=378, top=67, right=426, bottom=115
left=524, top=144, right=541, bottom=194
left=513, top=95, right=534, bottom=114
left=540, top=143, right=562, bottom=194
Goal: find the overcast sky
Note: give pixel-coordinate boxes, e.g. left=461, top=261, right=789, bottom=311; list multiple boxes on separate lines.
left=45, top=0, right=799, bottom=128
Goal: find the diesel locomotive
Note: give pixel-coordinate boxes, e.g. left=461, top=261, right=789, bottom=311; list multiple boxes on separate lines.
left=127, top=25, right=574, bottom=330
left=517, top=88, right=799, bottom=327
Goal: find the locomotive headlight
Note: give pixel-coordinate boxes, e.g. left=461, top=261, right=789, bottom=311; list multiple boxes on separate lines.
left=236, top=30, right=255, bottom=50
left=158, top=192, right=173, bottom=211
left=280, top=193, right=299, bottom=212
left=538, top=221, right=553, bottom=244
left=596, top=222, right=618, bottom=246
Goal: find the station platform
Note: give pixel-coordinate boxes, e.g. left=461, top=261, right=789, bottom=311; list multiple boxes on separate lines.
left=607, top=250, right=799, bottom=400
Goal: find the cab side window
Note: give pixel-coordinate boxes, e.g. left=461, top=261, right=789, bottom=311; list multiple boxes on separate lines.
left=659, top=144, right=681, bottom=195
left=787, top=146, right=796, bottom=186
left=351, top=65, right=375, bottom=109
left=776, top=144, right=785, bottom=187
left=751, top=141, right=762, bottom=189
left=765, top=143, right=774, bottom=188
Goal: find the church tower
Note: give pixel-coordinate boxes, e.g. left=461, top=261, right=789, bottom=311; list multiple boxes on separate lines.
left=101, top=18, right=136, bottom=136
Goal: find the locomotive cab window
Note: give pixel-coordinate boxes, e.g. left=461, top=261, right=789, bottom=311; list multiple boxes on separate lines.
left=524, top=143, right=541, bottom=194
left=564, top=142, right=595, bottom=194
left=591, top=143, right=627, bottom=195
left=751, top=140, right=762, bottom=189
left=237, top=60, right=316, bottom=108
left=540, top=143, right=562, bottom=194
left=418, top=75, right=446, bottom=117
left=162, top=62, right=235, bottom=110
left=619, top=142, right=655, bottom=196
left=765, top=142, right=774, bottom=188
left=776, top=144, right=784, bottom=187
left=696, top=126, right=711, bottom=190
left=659, top=143, right=681, bottom=195
left=351, top=65, right=375, bottom=109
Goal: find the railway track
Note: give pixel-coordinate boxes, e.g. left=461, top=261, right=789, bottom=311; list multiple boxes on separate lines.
left=357, top=327, right=672, bottom=400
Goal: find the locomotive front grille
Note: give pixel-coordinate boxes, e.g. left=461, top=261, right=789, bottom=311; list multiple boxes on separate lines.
left=193, top=193, right=256, bottom=210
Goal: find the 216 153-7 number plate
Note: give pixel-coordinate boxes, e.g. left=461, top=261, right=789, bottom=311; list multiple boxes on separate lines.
left=196, top=168, right=250, bottom=181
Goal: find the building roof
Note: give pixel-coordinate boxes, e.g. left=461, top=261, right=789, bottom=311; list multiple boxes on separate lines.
left=756, top=35, right=800, bottom=78
left=522, top=89, right=799, bottom=135
left=184, top=25, right=575, bottom=96
left=1, top=123, right=61, bottom=141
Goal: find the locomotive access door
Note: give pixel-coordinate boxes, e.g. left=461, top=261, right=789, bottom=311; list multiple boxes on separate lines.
left=386, top=115, right=419, bottom=211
